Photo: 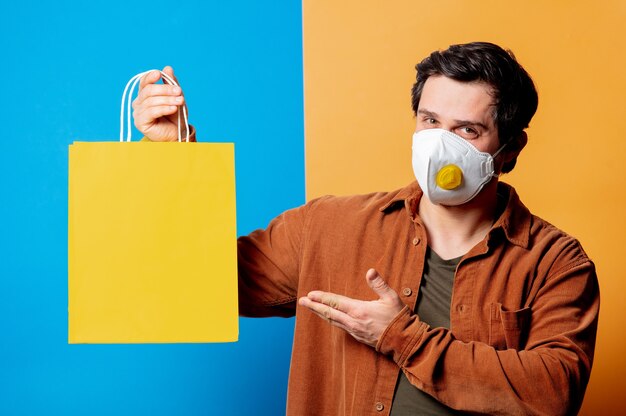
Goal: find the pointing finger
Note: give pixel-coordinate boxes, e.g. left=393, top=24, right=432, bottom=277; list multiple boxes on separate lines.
left=298, top=296, right=352, bottom=327
left=162, top=66, right=181, bottom=87
left=137, top=95, right=184, bottom=110
left=135, top=84, right=182, bottom=106
left=306, top=291, right=359, bottom=314
left=139, top=69, right=162, bottom=89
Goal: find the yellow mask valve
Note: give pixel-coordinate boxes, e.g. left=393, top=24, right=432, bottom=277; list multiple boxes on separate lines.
left=436, top=164, right=463, bottom=190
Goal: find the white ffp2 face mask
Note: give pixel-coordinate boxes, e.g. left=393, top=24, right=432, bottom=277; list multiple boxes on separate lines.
left=412, top=128, right=507, bottom=206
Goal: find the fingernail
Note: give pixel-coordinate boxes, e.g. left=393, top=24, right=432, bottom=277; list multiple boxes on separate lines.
left=173, top=86, right=181, bottom=94
left=175, top=96, right=183, bottom=103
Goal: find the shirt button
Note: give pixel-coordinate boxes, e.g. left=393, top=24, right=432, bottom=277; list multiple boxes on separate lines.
left=375, top=402, right=384, bottom=412
left=412, top=237, right=421, bottom=246
left=402, top=287, right=412, bottom=296
left=457, top=304, right=466, bottom=313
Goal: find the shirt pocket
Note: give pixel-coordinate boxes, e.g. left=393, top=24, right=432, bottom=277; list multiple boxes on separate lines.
left=488, top=303, right=531, bottom=350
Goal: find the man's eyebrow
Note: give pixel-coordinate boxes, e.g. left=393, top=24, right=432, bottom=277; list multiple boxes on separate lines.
left=418, top=109, right=490, bottom=130
left=417, top=109, right=438, bottom=118
left=453, top=119, right=489, bottom=130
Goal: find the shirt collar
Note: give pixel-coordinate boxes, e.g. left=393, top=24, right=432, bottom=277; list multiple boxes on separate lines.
left=378, top=181, right=422, bottom=213
left=491, top=183, right=531, bottom=249
left=378, top=181, right=531, bottom=249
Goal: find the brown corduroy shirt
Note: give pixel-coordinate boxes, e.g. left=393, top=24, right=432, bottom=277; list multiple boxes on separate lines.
left=237, top=181, right=599, bottom=416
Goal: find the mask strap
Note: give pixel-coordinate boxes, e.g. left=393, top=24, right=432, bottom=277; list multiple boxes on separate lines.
left=489, top=139, right=514, bottom=178
left=119, top=70, right=190, bottom=142
left=491, top=139, right=509, bottom=159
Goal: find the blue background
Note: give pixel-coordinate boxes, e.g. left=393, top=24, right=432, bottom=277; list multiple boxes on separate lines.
left=1, top=1, right=303, bottom=414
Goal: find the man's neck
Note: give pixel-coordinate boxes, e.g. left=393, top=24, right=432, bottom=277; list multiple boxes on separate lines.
left=418, top=180, right=500, bottom=260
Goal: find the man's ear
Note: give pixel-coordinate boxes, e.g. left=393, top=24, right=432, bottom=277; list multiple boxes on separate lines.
left=504, top=131, right=528, bottom=163
left=500, top=132, right=528, bottom=174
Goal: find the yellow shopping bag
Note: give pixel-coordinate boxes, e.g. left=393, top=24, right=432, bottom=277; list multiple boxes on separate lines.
left=68, top=70, right=238, bottom=343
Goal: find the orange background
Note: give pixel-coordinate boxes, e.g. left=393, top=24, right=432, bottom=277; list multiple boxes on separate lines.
left=303, top=1, right=626, bottom=413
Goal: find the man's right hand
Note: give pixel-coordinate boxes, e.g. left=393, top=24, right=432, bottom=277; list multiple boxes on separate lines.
left=132, top=66, right=190, bottom=142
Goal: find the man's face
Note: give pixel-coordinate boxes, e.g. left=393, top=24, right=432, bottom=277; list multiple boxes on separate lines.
left=415, top=75, right=500, bottom=155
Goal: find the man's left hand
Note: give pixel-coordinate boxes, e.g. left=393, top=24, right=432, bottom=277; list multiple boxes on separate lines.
left=298, top=269, right=406, bottom=348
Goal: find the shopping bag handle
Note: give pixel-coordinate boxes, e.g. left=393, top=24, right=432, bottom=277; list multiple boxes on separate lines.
left=119, top=70, right=191, bottom=142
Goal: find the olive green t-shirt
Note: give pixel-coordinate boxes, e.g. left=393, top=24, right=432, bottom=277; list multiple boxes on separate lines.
left=390, top=247, right=462, bottom=415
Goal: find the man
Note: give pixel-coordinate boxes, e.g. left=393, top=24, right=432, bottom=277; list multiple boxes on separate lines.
left=134, top=42, right=599, bottom=415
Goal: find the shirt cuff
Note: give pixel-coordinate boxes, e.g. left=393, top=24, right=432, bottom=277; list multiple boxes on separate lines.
left=376, top=305, right=429, bottom=366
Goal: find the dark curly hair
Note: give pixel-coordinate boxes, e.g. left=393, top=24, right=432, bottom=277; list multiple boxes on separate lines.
left=411, top=42, right=538, bottom=173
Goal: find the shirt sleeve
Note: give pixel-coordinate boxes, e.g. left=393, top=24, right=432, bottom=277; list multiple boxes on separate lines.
left=376, top=251, right=599, bottom=415
left=237, top=202, right=312, bottom=318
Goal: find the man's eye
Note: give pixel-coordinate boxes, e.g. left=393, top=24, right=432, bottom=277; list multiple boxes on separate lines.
left=460, top=127, right=478, bottom=137
left=426, top=118, right=437, bottom=124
